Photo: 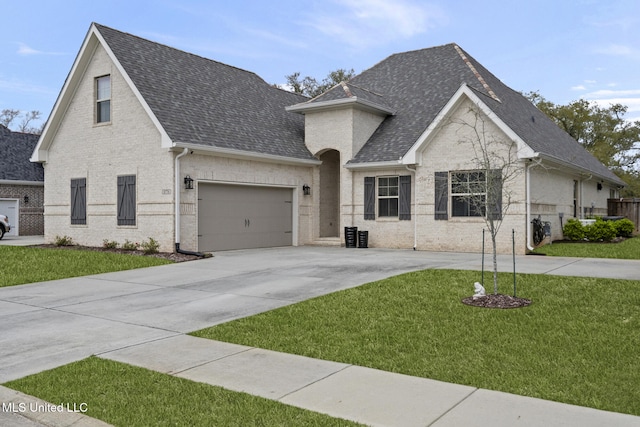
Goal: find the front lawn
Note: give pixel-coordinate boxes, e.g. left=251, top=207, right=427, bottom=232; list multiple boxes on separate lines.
left=4, top=357, right=361, bottom=426
left=192, top=269, right=640, bottom=416
left=533, top=236, right=640, bottom=259
left=0, top=246, right=172, bottom=287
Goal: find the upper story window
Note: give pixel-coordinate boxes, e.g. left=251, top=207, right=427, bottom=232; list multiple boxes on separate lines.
left=96, top=75, right=111, bottom=123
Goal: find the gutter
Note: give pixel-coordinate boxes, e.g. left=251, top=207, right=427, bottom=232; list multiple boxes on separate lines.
left=174, top=148, right=206, bottom=257
left=405, top=164, right=417, bottom=250
left=526, top=161, right=534, bottom=251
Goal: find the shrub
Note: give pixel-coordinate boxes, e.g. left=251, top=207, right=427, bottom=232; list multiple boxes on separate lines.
left=613, top=218, right=635, bottom=238
left=54, top=235, right=74, bottom=246
left=585, top=218, right=616, bottom=242
left=122, top=239, right=140, bottom=251
left=562, top=219, right=585, bottom=241
left=102, top=239, right=119, bottom=249
left=140, top=237, right=160, bottom=255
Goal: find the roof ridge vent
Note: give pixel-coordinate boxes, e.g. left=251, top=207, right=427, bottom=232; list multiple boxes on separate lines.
left=340, top=81, right=354, bottom=97
left=454, top=45, right=501, bottom=103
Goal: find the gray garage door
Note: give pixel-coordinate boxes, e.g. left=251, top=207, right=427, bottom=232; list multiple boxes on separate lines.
left=198, top=184, right=293, bottom=251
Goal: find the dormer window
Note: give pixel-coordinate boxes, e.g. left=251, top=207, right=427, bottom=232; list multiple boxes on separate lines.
left=96, top=75, right=111, bottom=123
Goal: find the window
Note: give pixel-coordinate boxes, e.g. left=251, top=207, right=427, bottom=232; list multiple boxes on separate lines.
left=451, top=171, right=486, bottom=217
left=378, top=176, right=399, bottom=217
left=117, top=175, right=136, bottom=226
left=96, top=75, right=111, bottom=123
left=70, top=178, right=86, bottom=225
left=364, top=175, right=411, bottom=220
left=435, top=170, right=502, bottom=220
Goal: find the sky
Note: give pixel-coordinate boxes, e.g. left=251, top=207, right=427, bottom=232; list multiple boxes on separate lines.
left=1, top=0, right=639, bottom=131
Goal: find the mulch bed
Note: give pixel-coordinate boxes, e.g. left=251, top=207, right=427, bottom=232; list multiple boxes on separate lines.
left=462, top=294, right=532, bottom=309
left=33, top=244, right=202, bottom=263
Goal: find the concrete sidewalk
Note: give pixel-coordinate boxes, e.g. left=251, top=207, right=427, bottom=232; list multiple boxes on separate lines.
left=1, top=246, right=639, bottom=426
left=0, top=235, right=44, bottom=246
left=97, top=334, right=640, bottom=427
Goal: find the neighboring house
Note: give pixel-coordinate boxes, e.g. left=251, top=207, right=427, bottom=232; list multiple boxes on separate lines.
left=0, top=125, right=44, bottom=236
left=32, top=23, right=624, bottom=254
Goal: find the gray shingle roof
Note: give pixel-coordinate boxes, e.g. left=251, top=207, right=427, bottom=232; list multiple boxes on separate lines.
left=339, top=43, right=623, bottom=184
left=0, top=125, right=43, bottom=182
left=94, top=24, right=314, bottom=161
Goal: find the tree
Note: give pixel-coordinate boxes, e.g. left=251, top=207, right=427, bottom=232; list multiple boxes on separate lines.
left=447, top=103, right=522, bottom=295
left=0, top=108, right=43, bottom=134
left=284, top=68, right=356, bottom=98
left=0, top=109, right=20, bottom=128
left=525, top=92, right=640, bottom=174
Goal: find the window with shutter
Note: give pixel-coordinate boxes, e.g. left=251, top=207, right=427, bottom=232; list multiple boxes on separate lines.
left=364, top=177, right=375, bottom=220
left=399, top=175, right=411, bottom=220
left=364, top=175, right=411, bottom=220
left=447, top=169, right=503, bottom=219
left=117, top=175, right=136, bottom=226
left=71, top=178, right=86, bottom=225
left=434, top=172, right=448, bottom=220
left=488, top=169, right=503, bottom=220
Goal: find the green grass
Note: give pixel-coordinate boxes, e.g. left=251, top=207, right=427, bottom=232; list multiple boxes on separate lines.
left=533, top=236, right=640, bottom=259
left=192, top=269, right=640, bottom=416
left=4, top=357, right=362, bottom=427
left=0, top=246, right=172, bottom=287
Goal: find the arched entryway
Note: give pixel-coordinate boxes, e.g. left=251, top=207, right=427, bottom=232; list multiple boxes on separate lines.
left=318, top=150, right=340, bottom=237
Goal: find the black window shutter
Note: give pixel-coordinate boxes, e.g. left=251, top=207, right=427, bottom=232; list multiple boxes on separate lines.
left=434, top=172, right=448, bottom=220
left=399, top=175, right=411, bottom=220
left=364, top=177, right=375, bottom=220
left=488, top=169, right=502, bottom=220
left=71, top=178, right=86, bottom=225
left=117, top=175, right=136, bottom=225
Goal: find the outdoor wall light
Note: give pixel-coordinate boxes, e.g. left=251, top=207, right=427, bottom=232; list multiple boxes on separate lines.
left=302, top=184, right=311, bottom=196
left=23, top=195, right=29, bottom=204
left=184, top=175, right=194, bottom=190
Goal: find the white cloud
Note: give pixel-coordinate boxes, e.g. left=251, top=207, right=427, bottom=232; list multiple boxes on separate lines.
left=0, top=75, right=54, bottom=95
left=307, top=0, right=448, bottom=49
left=17, top=43, right=43, bottom=55
left=16, top=42, right=65, bottom=56
left=582, top=88, right=640, bottom=122
left=571, top=85, right=587, bottom=91
left=593, top=44, right=639, bottom=58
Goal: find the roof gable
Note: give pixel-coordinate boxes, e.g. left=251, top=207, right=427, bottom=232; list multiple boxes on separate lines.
left=344, top=43, right=623, bottom=185
left=95, top=24, right=314, bottom=161
left=34, top=23, right=315, bottom=163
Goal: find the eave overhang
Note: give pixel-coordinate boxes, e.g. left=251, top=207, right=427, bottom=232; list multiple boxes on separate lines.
left=171, top=142, right=321, bottom=166
left=286, top=97, right=396, bottom=116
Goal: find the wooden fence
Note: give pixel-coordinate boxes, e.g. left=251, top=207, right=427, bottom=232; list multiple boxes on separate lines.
left=608, top=198, right=640, bottom=232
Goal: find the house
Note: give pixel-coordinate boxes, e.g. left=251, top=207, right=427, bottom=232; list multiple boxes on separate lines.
left=32, top=23, right=624, bottom=254
left=0, top=125, right=44, bottom=236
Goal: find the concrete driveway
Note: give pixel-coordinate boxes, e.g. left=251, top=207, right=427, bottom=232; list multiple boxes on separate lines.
left=2, top=245, right=640, bottom=384
left=2, top=245, right=640, bottom=426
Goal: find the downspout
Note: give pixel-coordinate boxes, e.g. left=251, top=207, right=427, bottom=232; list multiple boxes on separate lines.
left=526, top=161, right=534, bottom=251
left=174, top=148, right=205, bottom=257
left=405, top=164, right=417, bottom=250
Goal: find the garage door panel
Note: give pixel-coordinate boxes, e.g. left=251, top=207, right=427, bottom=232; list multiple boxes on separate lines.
left=198, top=184, right=293, bottom=252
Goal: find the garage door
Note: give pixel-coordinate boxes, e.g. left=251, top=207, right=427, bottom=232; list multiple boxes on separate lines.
left=0, top=199, right=18, bottom=236
left=198, top=184, right=293, bottom=251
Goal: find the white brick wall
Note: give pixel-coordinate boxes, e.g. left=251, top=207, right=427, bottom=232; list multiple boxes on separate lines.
left=179, top=154, right=314, bottom=251
left=44, top=44, right=176, bottom=251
